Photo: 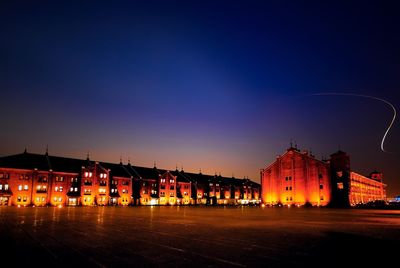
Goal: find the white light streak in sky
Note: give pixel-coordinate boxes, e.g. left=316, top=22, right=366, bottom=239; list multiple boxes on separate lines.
left=312, top=93, right=397, bottom=154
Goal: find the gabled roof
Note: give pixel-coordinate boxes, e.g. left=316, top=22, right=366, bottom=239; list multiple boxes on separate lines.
left=0, top=152, right=51, bottom=171
left=262, top=147, right=328, bottom=171
left=129, top=166, right=161, bottom=180
left=170, top=170, right=191, bottom=183
left=48, top=155, right=85, bottom=173
left=125, top=164, right=141, bottom=179
left=101, top=162, right=132, bottom=178
left=0, top=152, right=260, bottom=187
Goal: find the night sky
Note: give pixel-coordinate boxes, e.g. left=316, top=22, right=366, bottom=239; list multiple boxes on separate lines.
left=1, top=1, right=399, bottom=196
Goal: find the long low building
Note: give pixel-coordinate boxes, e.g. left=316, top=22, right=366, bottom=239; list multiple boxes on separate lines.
left=260, top=146, right=387, bottom=207
left=0, top=150, right=260, bottom=207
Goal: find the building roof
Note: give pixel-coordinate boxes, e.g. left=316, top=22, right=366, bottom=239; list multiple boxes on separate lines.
left=170, top=170, right=192, bottom=183
left=0, top=152, right=51, bottom=171
left=262, top=147, right=329, bottom=172
left=101, top=162, right=132, bottom=178
left=0, top=152, right=260, bottom=187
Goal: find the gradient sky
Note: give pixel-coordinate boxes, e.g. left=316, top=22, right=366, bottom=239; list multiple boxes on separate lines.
left=1, top=1, right=399, bottom=196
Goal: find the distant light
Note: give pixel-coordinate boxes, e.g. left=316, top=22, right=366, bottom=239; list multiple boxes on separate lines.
left=17, top=205, right=21, bottom=208
left=58, top=204, right=62, bottom=208
left=261, top=204, right=266, bottom=208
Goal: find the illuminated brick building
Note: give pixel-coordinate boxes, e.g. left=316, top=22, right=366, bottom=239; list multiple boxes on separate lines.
left=261, top=146, right=387, bottom=207
left=0, top=150, right=260, bottom=206
left=349, top=171, right=386, bottom=205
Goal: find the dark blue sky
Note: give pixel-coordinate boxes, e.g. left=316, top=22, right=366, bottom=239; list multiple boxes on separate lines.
left=1, top=1, right=399, bottom=195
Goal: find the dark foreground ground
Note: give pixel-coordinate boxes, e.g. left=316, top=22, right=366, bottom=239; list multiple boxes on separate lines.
left=0, top=206, right=399, bottom=268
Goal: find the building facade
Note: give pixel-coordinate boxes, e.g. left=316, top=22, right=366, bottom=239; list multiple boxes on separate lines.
left=0, top=150, right=260, bottom=207
left=349, top=171, right=386, bottom=205
left=260, top=146, right=331, bottom=206
left=261, top=146, right=387, bottom=207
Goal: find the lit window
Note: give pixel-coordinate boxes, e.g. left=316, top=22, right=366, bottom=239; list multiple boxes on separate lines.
left=89, top=172, right=92, bottom=177
left=85, top=172, right=89, bottom=177
left=74, top=187, right=78, bottom=192
left=53, top=197, right=57, bottom=202
left=55, top=187, right=58, bottom=191
left=337, top=183, right=344, bottom=189
left=100, top=174, right=103, bottom=179
left=123, top=189, right=127, bottom=193
left=23, top=196, right=27, bottom=202
left=36, top=197, right=40, bottom=202
left=58, top=197, right=62, bottom=202
left=24, top=185, right=28, bottom=190
left=170, top=179, right=174, bottom=183
left=70, top=187, right=73, bottom=192
left=18, top=185, right=22, bottom=191
left=85, top=189, right=91, bottom=194
left=103, top=174, right=107, bottom=178
left=17, top=196, right=21, bottom=202
left=0, top=184, right=2, bottom=190
left=4, top=184, right=8, bottom=190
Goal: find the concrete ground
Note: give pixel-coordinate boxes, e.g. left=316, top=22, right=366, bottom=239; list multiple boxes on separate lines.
left=0, top=206, right=399, bottom=267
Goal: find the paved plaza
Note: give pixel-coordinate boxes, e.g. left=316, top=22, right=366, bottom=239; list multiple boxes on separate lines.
left=0, top=206, right=399, bottom=267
